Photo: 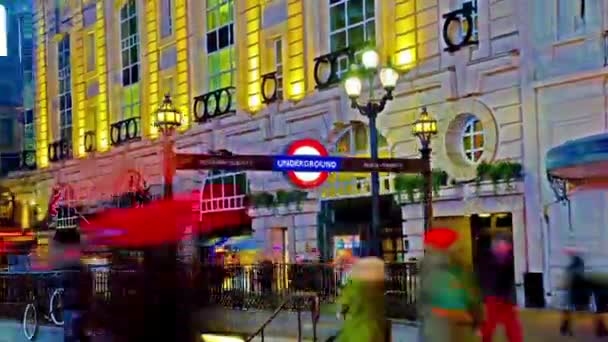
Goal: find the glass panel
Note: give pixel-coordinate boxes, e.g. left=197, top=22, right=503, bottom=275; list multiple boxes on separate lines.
left=219, top=48, right=231, bottom=71
left=219, top=3, right=231, bottom=26
left=347, top=0, right=364, bottom=25
left=365, top=20, right=375, bottom=43
left=377, top=132, right=387, bottom=147
left=463, top=136, right=471, bottom=150
left=208, top=53, right=220, bottom=74
left=131, top=64, right=139, bottom=84
left=207, top=10, right=217, bottom=31
left=348, top=25, right=365, bottom=47
left=474, top=151, right=482, bottom=161
left=330, top=32, right=347, bottom=51
left=330, top=3, right=345, bottom=31
left=365, top=0, right=374, bottom=18
left=473, top=119, right=482, bottom=132
left=474, top=134, right=484, bottom=149
left=207, top=31, right=218, bottom=53
left=129, top=17, right=137, bottom=36
left=220, top=72, right=232, bottom=88
left=336, top=131, right=351, bottom=153
left=354, top=126, right=367, bottom=152
left=218, top=25, right=230, bottom=49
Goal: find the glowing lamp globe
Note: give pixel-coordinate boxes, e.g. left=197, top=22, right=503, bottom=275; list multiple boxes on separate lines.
left=154, top=94, right=182, bottom=134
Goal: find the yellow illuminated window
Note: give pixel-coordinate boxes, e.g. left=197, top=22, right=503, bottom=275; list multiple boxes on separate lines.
left=161, top=0, right=173, bottom=38
left=85, top=105, right=97, bottom=132
left=273, top=39, right=283, bottom=100
left=85, top=32, right=96, bottom=72
left=206, top=0, right=235, bottom=92
left=120, top=0, right=140, bottom=87
left=335, top=124, right=387, bottom=156
left=57, top=35, right=73, bottom=144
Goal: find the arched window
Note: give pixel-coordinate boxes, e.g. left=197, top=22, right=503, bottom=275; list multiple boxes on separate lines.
left=335, top=123, right=388, bottom=156
left=0, top=5, right=7, bottom=57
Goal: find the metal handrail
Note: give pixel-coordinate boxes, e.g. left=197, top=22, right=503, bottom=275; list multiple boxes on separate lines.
left=245, top=292, right=319, bottom=342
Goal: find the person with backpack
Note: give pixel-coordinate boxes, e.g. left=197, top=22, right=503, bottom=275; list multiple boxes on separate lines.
left=419, top=228, right=482, bottom=342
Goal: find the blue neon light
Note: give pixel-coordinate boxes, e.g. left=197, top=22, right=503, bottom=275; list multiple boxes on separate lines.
left=273, top=155, right=342, bottom=172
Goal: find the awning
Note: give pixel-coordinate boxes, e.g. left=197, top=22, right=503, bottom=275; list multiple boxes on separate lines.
left=547, top=133, right=608, bottom=180
left=198, top=182, right=251, bottom=236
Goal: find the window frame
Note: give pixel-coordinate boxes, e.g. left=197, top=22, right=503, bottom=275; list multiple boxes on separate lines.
left=556, top=0, right=588, bottom=40
left=119, top=0, right=141, bottom=121
left=57, top=35, right=72, bottom=144
left=85, top=31, right=96, bottom=73
left=328, top=0, right=376, bottom=53
left=273, top=38, right=283, bottom=100
left=461, top=116, right=484, bottom=163
left=160, top=0, right=174, bottom=39
left=206, top=0, right=236, bottom=92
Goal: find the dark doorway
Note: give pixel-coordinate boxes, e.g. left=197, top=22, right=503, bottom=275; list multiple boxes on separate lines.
left=471, top=213, right=515, bottom=297
left=319, top=195, right=402, bottom=262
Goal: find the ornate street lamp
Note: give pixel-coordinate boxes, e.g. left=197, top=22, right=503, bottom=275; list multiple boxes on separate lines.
left=412, top=106, right=438, bottom=233
left=154, top=94, right=182, bottom=136
left=154, top=94, right=182, bottom=199
left=342, top=47, right=399, bottom=257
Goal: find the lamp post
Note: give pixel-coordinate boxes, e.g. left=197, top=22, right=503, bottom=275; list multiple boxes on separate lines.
left=343, top=47, right=399, bottom=257
left=412, top=107, right=438, bottom=234
left=149, top=94, right=187, bottom=341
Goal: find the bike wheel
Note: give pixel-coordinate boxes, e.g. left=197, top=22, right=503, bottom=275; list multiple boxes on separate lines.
left=50, top=288, right=64, bottom=326
left=23, top=303, right=38, bottom=340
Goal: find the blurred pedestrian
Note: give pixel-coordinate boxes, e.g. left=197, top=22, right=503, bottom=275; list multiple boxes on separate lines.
left=560, top=251, right=608, bottom=337
left=479, top=236, right=522, bottom=342
left=419, top=228, right=482, bottom=342
left=331, top=257, right=388, bottom=342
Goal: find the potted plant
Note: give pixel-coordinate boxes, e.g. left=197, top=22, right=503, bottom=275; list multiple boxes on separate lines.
left=248, top=191, right=275, bottom=209
left=395, top=174, right=423, bottom=203
left=288, top=190, right=308, bottom=210
left=431, top=169, right=449, bottom=196
left=475, top=161, right=492, bottom=189
left=500, top=161, right=523, bottom=190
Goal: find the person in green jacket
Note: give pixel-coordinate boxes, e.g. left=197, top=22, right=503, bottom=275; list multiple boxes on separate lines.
left=335, top=257, right=389, bottom=342
left=419, top=228, right=483, bottom=342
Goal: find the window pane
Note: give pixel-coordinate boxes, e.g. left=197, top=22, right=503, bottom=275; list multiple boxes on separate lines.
left=207, top=31, right=218, bottom=53
left=219, top=3, right=231, bottom=26
left=218, top=25, right=230, bottom=49
left=347, top=0, right=364, bottom=25
left=336, top=131, right=351, bottom=153
left=131, top=64, right=139, bottom=84
left=330, top=3, right=345, bottom=31
left=122, top=68, right=130, bottom=86
left=348, top=25, right=365, bottom=47
left=130, top=45, right=138, bottom=64
left=463, top=136, right=471, bottom=150
left=220, top=72, right=231, bottom=88
left=208, top=53, right=220, bottom=74
left=365, top=20, right=375, bottom=43
left=219, top=48, right=231, bottom=71
left=354, top=126, right=367, bottom=152
left=365, top=0, right=374, bottom=18
left=330, top=31, right=347, bottom=51
left=129, top=17, right=137, bottom=36
left=207, top=10, right=217, bottom=31
left=377, top=133, right=387, bottom=147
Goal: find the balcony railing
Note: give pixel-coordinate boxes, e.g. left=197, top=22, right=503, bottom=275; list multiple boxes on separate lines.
left=193, top=86, right=236, bottom=123
left=110, top=117, right=141, bottom=146
left=84, top=130, right=96, bottom=152
left=20, top=150, right=36, bottom=170
left=261, top=71, right=282, bottom=104
left=48, top=139, right=72, bottom=162
left=313, top=46, right=357, bottom=89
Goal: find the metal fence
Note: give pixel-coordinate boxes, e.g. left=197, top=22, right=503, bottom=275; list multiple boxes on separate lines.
left=0, top=262, right=420, bottom=325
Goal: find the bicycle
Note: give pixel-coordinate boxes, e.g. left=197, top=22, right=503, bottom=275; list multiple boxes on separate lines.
left=22, top=272, right=65, bottom=340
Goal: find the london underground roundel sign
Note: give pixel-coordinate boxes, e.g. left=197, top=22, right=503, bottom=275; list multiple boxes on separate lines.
left=285, top=139, right=330, bottom=189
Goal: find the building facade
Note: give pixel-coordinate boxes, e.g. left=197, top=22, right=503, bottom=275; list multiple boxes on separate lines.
left=0, top=0, right=34, bottom=176
left=0, top=0, right=568, bottom=305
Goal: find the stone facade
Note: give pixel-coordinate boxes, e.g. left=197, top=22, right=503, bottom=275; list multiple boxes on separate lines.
left=6, top=0, right=608, bottom=307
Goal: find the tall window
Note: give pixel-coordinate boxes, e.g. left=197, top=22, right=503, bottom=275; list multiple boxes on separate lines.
left=206, top=0, right=235, bottom=92
left=273, top=39, right=283, bottom=100
left=329, top=0, right=375, bottom=52
left=557, top=0, right=597, bottom=39
left=23, top=110, right=35, bottom=151
left=462, top=116, right=484, bottom=163
left=120, top=0, right=140, bottom=119
left=161, top=0, right=173, bottom=38
left=0, top=5, right=6, bottom=57
left=58, top=35, right=72, bottom=143
left=85, top=32, right=95, bottom=72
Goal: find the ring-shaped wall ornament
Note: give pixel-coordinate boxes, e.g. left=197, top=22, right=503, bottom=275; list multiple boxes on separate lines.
left=84, top=131, right=95, bottom=153
left=313, top=46, right=356, bottom=89
left=110, top=117, right=141, bottom=146
left=193, top=86, right=236, bottom=123
left=48, top=139, right=72, bottom=162
left=261, top=71, right=279, bottom=104
left=442, top=1, right=478, bottom=53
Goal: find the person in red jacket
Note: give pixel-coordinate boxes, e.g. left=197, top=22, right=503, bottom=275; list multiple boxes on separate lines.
left=479, top=236, right=522, bottom=342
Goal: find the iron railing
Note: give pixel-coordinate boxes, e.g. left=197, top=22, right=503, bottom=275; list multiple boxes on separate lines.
left=0, top=262, right=419, bottom=326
